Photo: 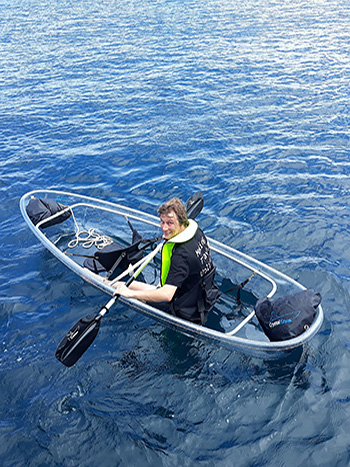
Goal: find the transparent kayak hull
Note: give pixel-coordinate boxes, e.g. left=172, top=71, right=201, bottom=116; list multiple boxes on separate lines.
left=20, top=190, right=324, bottom=359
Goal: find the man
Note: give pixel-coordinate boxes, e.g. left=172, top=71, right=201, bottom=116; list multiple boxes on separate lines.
left=113, top=197, right=219, bottom=324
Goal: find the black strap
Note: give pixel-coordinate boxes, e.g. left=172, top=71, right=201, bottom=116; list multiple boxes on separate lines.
left=197, top=295, right=207, bottom=326
left=106, top=251, right=126, bottom=279
left=221, top=272, right=255, bottom=303
left=65, top=252, right=95, bottom=259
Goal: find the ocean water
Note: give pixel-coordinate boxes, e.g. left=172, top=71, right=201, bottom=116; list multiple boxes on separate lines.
left=1, top=0, right=350, bottom=465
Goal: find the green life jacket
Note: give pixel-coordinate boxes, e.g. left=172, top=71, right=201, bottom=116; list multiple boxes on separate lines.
left=160, top=219, right=198, bottom=286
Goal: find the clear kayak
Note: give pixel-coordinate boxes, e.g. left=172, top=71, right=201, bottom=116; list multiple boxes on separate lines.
left=20, top=189, right=324, bottom=359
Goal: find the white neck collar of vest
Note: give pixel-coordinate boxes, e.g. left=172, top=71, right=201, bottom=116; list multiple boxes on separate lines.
left=169, top=219, right=198, bottom=244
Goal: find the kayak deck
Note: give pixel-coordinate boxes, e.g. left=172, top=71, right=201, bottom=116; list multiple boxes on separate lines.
left=20, top=190, right=324, bottom=358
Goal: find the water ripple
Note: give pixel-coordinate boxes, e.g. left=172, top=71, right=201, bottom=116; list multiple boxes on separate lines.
left=1, top=0, right=350, bottom=465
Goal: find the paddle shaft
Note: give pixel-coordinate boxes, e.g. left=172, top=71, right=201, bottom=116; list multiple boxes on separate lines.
left=109, top=242, right=161, bottom=286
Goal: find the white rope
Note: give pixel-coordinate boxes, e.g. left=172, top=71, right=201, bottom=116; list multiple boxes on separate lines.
left=68, top=209, right=113, bottom=250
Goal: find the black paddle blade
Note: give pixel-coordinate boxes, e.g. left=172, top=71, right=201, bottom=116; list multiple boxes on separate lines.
left=186, top=191, right=204, bottom=219
left=55, top=314, right=102, bottom=367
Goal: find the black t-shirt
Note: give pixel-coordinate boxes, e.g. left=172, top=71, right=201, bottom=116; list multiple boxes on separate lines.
left=165, top=227, right=214, bottom=320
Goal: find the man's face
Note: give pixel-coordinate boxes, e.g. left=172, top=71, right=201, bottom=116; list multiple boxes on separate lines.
left=160, top=210, right=184, bottom=239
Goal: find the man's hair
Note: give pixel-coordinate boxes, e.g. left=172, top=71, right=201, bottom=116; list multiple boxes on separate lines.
left=158, top=197, right=189, bottom=226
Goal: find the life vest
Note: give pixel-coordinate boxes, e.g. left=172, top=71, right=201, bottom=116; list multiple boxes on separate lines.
left=169, top=264, right=220, bottom=325
left=160, top=220, right=220, bottom=325
left=160, top=219, right=198, bottom=286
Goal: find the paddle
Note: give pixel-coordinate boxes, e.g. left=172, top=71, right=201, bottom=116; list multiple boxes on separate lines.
left=55, top=191, right=204, bottom=367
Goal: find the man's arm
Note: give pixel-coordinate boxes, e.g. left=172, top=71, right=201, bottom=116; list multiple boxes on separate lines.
left=113, top=282, right=177, bottom=303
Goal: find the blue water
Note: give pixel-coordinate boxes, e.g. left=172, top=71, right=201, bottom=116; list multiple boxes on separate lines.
left=1, top=0, right=350, bottom=465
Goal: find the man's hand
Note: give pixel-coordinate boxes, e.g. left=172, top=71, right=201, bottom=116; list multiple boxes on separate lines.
left=113, top=282, right=134, bottom=298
